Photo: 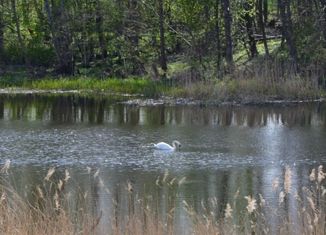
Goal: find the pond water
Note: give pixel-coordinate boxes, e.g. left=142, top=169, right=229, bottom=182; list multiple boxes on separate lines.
left=0, top=94, right=326, bottom=234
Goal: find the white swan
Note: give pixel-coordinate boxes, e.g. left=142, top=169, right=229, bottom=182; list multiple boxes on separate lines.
left=154, top=140, right=181, bottom=151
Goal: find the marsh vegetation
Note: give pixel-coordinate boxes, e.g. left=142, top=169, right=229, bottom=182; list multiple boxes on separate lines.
left=1, top=162, right=326, bottom=235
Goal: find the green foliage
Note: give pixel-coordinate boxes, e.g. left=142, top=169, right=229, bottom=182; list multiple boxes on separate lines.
left=0, top=0, right=324, bottom=99
left=27, top=46, right=55, bottom=66
left=0, top=74, right=27, bottom=87
left=4, top=45, right=24, bottom=65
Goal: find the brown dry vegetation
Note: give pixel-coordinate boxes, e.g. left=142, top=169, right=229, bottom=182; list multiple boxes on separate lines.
left=167, top=59, right=324, bottom=102
left=1, top=160, right=326, bottom=235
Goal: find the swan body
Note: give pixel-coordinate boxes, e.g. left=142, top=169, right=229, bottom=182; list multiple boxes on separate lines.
left=154, top=140, right=181, bottom=151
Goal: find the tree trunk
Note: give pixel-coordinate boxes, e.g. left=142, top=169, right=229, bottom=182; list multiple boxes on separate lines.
left=124, top=0, right=145, bottom=75
left=158, top=0, right=167, bottom=78
left=215, top=0, right=221, bottom=77
left=278, top=0, right=298, bottom=64
left=263, top=0, right=268, bottom=24
left=0, top=23, right=3, bottom=64
left=44, top=0, right=74, bottom=75
left=244, top=1, right=258, bottom=58
left=222, top=0, right=233, bottom=67
left=258, top=0, right=269, bottom=56
left=95, top=0, right=107, bottom=60
left=0, top=0, right=4, bottom=64
left=32, top=0, right=51, bottom=45
left=320, top=0, right=326, bottom=40
left=11, top=0, right=29, bottom=65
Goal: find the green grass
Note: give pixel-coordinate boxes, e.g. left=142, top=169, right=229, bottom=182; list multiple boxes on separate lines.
left=0, top=74, right=165, bottom=97
left=167, top=61, right=190, bottom=78
left=233, top=39, right=282, bottom=64
left=0, top=74, right=28, bottom=87
left=20, top=76, right=164, bottom=97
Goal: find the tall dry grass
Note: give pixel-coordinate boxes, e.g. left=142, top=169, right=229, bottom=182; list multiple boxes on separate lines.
left=0, top=164, right=96, bottom=235
left=184, top=165, right=326, bottom=235
left=1, top=160, right=326, bottom=235
left=167, top=58, right=324, bottom=102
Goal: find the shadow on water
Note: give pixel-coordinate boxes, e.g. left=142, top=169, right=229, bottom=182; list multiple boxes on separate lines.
left=0, top=94, right=326, bottom=234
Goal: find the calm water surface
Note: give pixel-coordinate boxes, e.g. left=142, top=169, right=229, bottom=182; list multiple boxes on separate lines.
left=0, top=94, right=326, bottom=233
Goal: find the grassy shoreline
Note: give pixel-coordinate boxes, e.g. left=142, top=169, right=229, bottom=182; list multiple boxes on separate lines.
left=0, top=76, right=325, bottom=104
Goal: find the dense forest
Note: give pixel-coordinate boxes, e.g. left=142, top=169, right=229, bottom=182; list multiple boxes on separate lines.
left=0, top=0, right=325, bottom=87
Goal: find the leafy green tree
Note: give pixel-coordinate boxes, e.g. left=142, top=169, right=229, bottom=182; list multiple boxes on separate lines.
left=240, top=0, right=258, bottom=58
left=44, top=0, right=74, bottom=75
left=278, top=0, right=297, bottom=64
left=158, top=0, right=167, bottom=77
left=257, top=0, right=269, bottom=56
left=222, top=0, right=233, bottom=68
left=0, top=0, right=324, bottom=82
left=0, top=0, right=5, bottom=65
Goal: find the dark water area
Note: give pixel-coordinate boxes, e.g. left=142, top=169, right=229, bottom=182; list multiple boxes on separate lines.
left=0, top=94, right=326, bottom=234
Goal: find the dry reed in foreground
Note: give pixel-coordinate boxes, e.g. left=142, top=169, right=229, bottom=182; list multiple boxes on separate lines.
left=0, top=165, right=96, bottom=235
left=1, top=161, right=326, bottom=235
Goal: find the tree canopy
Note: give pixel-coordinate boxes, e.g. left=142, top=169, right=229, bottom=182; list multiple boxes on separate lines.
left=0, top=0, right=325, bottom=82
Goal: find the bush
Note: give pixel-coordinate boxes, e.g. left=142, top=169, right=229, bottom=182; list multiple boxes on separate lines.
left=4, top=43, right=55, bottom=67
left=26, top=46, right=55, bottom=67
